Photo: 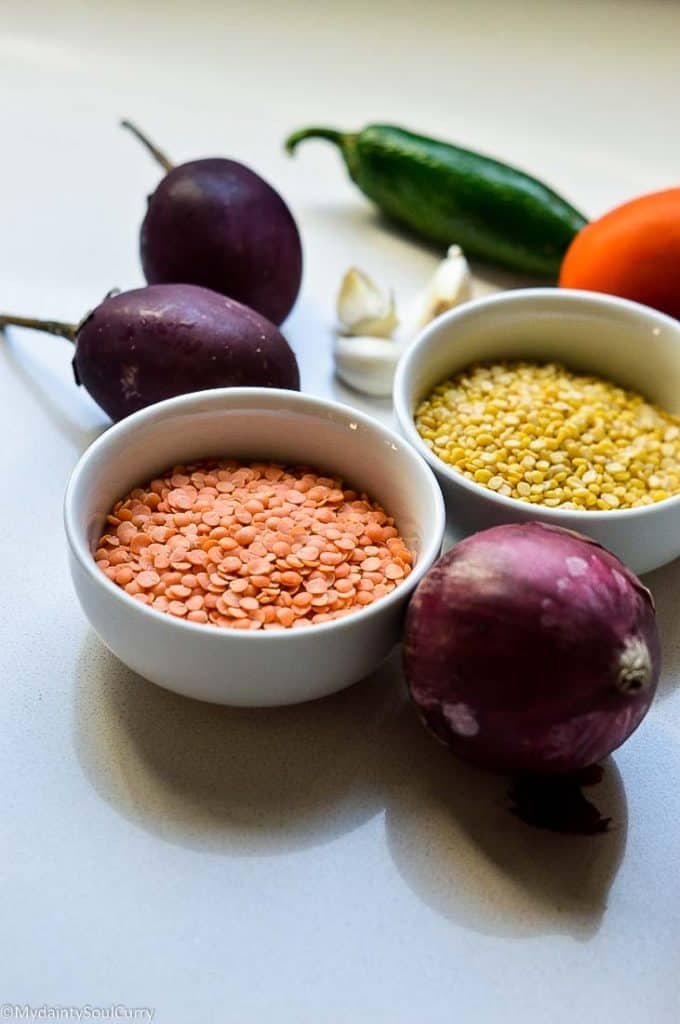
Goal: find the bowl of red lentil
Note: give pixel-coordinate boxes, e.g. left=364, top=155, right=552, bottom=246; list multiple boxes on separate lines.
left=65, top=387, right=445, bottom=705
left=394, top=288, right=680, bottom=574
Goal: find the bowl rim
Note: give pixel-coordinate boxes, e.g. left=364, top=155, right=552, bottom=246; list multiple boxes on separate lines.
left=64, top=386, right=446, bottom=640
left=393, top=287, right=680, bottom=522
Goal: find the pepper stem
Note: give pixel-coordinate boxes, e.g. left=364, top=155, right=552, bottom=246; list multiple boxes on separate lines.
left=285, top=126, right=350, bottom=155
left=285, top=126, right=360, bottom=183
left=121, top=119, right=174, bottom=172
left=0, top=314, right=77, bottom=342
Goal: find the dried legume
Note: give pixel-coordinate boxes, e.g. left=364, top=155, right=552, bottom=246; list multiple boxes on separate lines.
left=415, top=360, right=680, bottom=510
left=96, top=460, right=413, bottom=629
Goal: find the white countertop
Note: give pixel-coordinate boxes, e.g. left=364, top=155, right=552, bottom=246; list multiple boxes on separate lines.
left=2, top=2, right=680, bottom=1021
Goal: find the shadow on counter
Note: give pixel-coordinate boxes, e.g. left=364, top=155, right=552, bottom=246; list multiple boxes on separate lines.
left=72, top=634, right=402, bottom=856
left=1, top=332, right=106, bottom=453
left=381, top=701, right=627, bottom=941
left=73, top=633, right=628, bottom=941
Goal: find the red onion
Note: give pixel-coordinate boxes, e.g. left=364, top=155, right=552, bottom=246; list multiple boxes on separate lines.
left=403, top=523, right=660, bottom=775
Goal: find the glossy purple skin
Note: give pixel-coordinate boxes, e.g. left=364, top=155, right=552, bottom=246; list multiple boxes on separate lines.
left=404, top=522, right=660, bottom=775
left=74, top=283, right=300, bottom=422
left=140, top=159, right=303, bottom=325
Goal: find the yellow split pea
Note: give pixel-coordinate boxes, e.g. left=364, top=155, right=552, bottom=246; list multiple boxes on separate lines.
left=415, top=360, right=680, bottom=510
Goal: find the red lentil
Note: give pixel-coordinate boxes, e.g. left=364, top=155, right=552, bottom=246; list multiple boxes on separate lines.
left=95, top=460, right=413, bottom=630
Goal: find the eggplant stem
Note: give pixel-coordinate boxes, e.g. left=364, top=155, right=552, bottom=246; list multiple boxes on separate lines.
left=0, top=314, right=77, bottom=342
left=121, top=119, right=174, bottom=172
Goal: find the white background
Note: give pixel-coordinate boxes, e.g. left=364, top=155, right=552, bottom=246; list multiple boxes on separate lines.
left=2, top=2, right=680, bottom=1021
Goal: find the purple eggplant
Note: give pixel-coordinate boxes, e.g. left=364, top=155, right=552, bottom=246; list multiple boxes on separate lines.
left=122, top=121, right=303, bottom=325
left=0, top=283, right=300, bottom=422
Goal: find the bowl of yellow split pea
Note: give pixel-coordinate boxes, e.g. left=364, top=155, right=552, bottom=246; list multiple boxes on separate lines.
left=393, top=288, right=680, bottom=574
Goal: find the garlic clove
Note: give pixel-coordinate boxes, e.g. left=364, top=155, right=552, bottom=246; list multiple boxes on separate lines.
left=333, top=333, right=402, bottom=397
left=337, top=267, right=398, bottom=338
left=401, top=244, right=472, bottom=337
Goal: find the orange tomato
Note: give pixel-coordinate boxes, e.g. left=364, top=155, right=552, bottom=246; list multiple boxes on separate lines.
left=559, top=188, right=680, bottom=319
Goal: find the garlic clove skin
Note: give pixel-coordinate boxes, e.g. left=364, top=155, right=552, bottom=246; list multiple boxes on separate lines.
left=332, top=248, right=471, bottom=398
left=333, top=334, right=402, bottom=397
left=400, top=245, right=472, bottom=338
left=337, top=267, right=398, bottom=338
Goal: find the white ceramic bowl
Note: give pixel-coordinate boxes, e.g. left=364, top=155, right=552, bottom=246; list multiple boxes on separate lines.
left=394, top=288, right=680, bottom=575
left=64, top=388, right=445, bottom=706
